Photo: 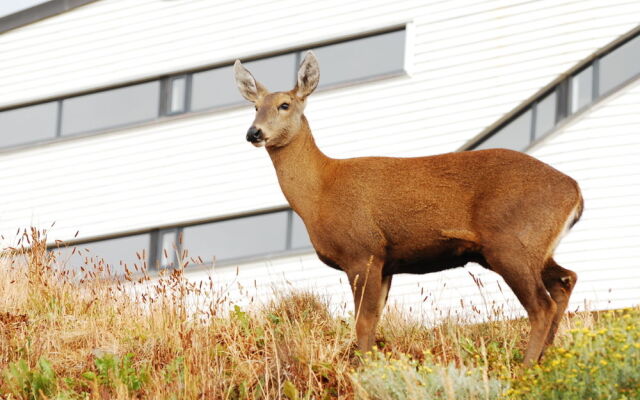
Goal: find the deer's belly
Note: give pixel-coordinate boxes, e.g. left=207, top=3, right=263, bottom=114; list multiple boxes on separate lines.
left=383, top=240, right=486, bottom=275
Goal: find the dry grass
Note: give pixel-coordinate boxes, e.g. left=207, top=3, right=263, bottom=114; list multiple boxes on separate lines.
left=0, top=229, right=637, bottom=399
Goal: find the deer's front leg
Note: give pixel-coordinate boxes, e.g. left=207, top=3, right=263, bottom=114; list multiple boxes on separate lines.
left=347, top=259, right=391, bottom=352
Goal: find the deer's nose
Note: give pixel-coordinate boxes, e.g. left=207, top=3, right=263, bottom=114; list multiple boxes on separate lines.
left=246, top=126, right=262, bottom=143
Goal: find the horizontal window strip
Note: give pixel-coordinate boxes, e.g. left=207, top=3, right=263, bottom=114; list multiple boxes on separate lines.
left=466, top=26, right=640, bottom=152
left=0, top=28, right=406, bottom=151
left=49, top=209, right=313, bottom=276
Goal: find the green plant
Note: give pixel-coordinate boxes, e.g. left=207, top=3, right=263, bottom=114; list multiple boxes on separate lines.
left=162, top=355, right=185, bottom=384
left=283, top=379, right=300, bottom=400
left=351, top=350, right=507, bottom=400
left=82, top=352, right=150, bottom=395
left=507, top=308, right=640, bottom=399
left=2, top=358, right=57, bottom=400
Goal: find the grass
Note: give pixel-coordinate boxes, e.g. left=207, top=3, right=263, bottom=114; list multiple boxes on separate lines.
left=0, top=228, right=638, bottom=399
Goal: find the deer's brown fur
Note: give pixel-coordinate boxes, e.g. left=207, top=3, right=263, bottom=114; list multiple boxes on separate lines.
left=234, top=52, right=583, bottom=365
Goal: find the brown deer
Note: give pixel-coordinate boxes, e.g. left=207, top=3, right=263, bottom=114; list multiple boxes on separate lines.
left=233, top=51, right=583, bottom=365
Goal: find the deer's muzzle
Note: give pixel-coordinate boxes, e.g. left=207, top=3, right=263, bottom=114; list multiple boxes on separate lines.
left=246, top=126, right=263, bottom=143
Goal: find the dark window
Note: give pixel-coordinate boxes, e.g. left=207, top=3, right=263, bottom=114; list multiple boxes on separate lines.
left=571, top=66, right=594, bottom=112
left=52, top=233, right=150, bottom=276
left=181, top=211, right=288, bottom=264
left=0, top=101, right=58, bottom=147
left=191, top=54, right=297, bottom=111
left=475, top=110, right=532, bottom=151
left=61, top=81, right=160, bottom=135
left=290, top=211, right=312, bottom=249
left=599, top=35, right=640, bottom=95
left=310, top=30, right=406, bottom=88
left=534, top=91, right=557, bottom=139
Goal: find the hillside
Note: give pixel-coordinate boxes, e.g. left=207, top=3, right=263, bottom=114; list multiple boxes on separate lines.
left=1, top=229, right=638, bottom=399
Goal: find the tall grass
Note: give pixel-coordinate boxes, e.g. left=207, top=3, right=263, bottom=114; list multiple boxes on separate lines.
left=0, top=229, right=638, bottom=399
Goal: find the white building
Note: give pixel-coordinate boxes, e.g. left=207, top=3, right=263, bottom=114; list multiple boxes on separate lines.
left=1, top=0, right=639, bottom=318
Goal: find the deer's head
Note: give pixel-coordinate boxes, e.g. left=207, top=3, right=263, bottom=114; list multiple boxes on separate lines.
left=234, top=51, right=320, bottom=148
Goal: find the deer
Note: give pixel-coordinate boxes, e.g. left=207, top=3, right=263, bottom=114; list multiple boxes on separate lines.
left=233, top=51, right=583, bottom=365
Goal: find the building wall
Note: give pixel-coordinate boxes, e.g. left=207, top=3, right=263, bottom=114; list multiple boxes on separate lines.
left=188, top=76, right=640, bottom=317
left=1, top=0, right=639, bottom=316
left=530, top=79, right=640, bottom=312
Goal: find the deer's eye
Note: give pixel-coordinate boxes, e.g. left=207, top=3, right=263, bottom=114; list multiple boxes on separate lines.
left=254, top=105, right=258, bottom=111
left=278, top=103, right=290, bottom=111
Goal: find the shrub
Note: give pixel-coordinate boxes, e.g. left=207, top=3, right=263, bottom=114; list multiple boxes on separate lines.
left=82, top=352, right=150, bottom=395
left=1, top=357, right=77, bottom=400
left=351, top=350, right=506, bottom=400
left=507, top=308, right=640, bottom=399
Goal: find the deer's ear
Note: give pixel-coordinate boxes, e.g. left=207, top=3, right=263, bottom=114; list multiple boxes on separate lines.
left=295, top=51, right=320, bottom=99
left=234, top=60, right=268, bottom=103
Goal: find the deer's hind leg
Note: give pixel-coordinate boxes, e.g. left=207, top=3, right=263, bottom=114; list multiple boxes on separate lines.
left=483, top=245, right=557, bottom=366
left=541, top=258, right=577, bottom=349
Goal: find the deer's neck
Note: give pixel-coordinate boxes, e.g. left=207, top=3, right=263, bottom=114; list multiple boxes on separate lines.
left=266, top=117, right=331, bottom=219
